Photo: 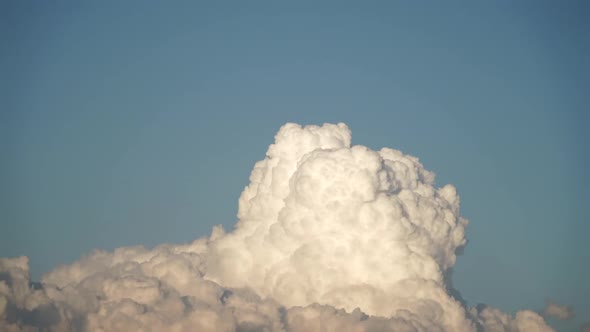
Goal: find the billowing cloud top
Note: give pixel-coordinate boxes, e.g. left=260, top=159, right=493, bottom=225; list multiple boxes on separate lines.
left=1, top=123, right=554, bottom=331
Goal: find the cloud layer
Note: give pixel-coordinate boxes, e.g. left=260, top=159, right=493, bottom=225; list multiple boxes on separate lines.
left=1, top=123, right=554, bottom=331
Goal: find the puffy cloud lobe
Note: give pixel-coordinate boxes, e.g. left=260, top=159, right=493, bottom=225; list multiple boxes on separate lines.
left=0, top=123, right=553, bottom=331
left=471, top=305, right=554, bottom=332
left=543, top=301, right=574, bottom=320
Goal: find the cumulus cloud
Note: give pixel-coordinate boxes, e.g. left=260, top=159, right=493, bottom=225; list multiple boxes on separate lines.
left=543, top=300, right=574, bottom=320
left=0, top=123, right=554, bottom=331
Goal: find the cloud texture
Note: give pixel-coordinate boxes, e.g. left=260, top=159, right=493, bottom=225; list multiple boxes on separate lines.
left=1, top=123, right=554, bottom=331
left=543, top=301, right=574, bottom=320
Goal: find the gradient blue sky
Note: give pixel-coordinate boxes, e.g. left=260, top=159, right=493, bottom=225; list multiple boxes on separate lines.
left=2, top=1, right=588, bottom=330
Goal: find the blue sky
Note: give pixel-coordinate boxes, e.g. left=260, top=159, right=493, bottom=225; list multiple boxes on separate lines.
left=2, top=1, right=588, bottom=330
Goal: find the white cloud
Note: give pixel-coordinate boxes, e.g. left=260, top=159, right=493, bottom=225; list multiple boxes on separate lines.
left=543, top=300, right=574, bottom=320
left=0, top=123, right=554, bottom=331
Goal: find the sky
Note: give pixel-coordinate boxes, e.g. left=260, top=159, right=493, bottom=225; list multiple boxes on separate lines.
left=1, top=1, right=588, bottom=331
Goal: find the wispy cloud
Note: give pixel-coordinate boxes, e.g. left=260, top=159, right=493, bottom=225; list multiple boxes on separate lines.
left=543, top=300, right=574, bottom=320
